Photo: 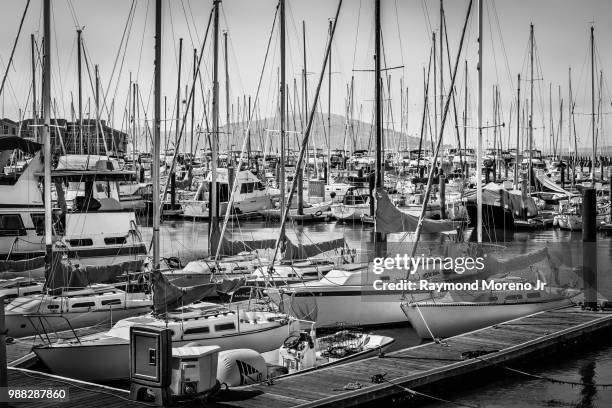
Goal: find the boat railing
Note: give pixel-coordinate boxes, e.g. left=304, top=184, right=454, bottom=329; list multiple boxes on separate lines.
left=24, top=314, right=82, bottom=345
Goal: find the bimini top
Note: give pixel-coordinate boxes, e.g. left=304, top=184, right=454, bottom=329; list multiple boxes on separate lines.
left=0, top=136, right=42, bottom=153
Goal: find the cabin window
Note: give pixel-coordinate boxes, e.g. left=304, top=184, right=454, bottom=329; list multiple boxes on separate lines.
left=214, top=323, right=236, bottom=332
left=256, top=182, right=265, bottom=190
left=489, top=296, right=498, bottom=301
left=72, top=302, right=95, bottom=308
left=184, top=326, right=210, bottom=335
left=101, top=299, right=122, bottom=306
left=505, top=294, right=523, bottom=301
left=47, top=304, right=59, bottom=310
left=31, top=213, right=45, bottom=236
left=240, top=183, right=255, bottom=194
left=104, top=237, right=127, bottom=245
left=68, top=239, right=93, bottom=247
left=526, top=292, right=541, bottom=299
left=0, top=214, right=26, bottom=236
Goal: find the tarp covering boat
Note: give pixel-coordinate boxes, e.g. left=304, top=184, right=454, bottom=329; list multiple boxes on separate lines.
left=45, top=258, right=144, bottom=293
left=533, top=169, right=573, bottom=195
left=152, top=270, right=244, bottom=314
left=218, top=237, right=277, bottom=256
left=482, top=247, right=550, bottom=275
left=463, top=183, right=539, bottom=217
left=0, top=256, right=45, bottom=274
left=375, top=188, right=459, bottom=233
left=281, top=237, right=346, bottom=261
left=0, top=136, right=42, bottom=153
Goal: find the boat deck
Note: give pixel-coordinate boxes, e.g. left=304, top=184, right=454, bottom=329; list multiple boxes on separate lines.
left=210, top=305, right=612, bottom=408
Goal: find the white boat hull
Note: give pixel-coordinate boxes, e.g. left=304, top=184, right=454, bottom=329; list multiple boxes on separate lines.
left=34, top=321, right=293, bottom=382
left=403, top=298, right=572, bottom=339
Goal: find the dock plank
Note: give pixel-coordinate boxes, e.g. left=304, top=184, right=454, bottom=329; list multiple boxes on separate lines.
left=211, top=306, right=612, bottom=408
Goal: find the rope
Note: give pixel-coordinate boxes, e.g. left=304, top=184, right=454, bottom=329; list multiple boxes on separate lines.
left=0, top=0, right=30, bottom=98
left=380, top=375, right=481, bottom=408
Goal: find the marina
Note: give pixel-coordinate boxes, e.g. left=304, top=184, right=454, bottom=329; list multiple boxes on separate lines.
left=0, top=0, right=611, bottom=407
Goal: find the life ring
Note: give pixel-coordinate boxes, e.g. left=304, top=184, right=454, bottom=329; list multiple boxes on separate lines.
left=314, top=210, right=323, bottom=217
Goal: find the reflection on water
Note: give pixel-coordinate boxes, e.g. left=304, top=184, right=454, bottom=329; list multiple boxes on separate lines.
left=139, top=218, right=612, bottom=407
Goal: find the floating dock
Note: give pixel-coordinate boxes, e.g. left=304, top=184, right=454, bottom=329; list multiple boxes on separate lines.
left=210, top=305, right=612, bottom=408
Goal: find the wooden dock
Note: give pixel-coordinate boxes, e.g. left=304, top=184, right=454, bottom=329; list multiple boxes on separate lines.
left=210, top=306, right=612, bottom=408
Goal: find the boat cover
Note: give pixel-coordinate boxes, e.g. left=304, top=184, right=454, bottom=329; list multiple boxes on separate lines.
left=282, top=237, right=346, bottom=261
left=218, top=237, right=277, bottom=256
left=45, top=258, right=144, bottom=293
left=463, top=183, right=539, bottom=217
left=152, top=270, right=244, bottom=314
left=0, top=136, right=42, bottom=153
left=375, top=188, right=459, bottom=233
left=533, top=169, right=573, bottom=195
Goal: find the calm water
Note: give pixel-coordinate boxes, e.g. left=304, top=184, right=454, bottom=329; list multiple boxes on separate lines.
left=140, top=218, right=612, bottom=407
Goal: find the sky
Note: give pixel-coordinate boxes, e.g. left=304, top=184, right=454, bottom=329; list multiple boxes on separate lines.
left=1, top=0, right=611, bottom=153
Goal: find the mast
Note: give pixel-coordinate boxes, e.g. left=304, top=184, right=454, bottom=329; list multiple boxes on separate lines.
left=327, top=19, right=332, bottom=185
left=42, top=0, right=52, bottom=274
left=440, top=0, right=444, bottom=148
left=224, top=31, right=231, bottom=160
left=152, top=0, right=162, bottom=273
left=298, top=20, right=307, bottom=215
left=463, top=60, right=467, bottom=176
left=77, top=29, right=83, bottom=154
left=191, top=48, right=197, bottom=161
left=374, top=0, right=385, bottom=253
left=132, top=81, right=137, bottom=178
left=95, top=65, right=100, bottom=155
left=176, top=38, right=183, bottom=159
left=279, top=0, right=286, bottom=217
left=31, top=34, right=37, bottom=143
left=433, top=31, right=437, bottom=153
left=528, top=23, right=534, bottom=191
left=476, top=0, right=483, bottom=243
left=209, top=0, right=221, bottom=253
left=515, top=74, right=521, bottom=189
left=590, top=25, right=595, bottom=186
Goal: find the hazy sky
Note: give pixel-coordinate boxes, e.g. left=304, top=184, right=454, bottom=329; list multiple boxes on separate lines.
left=1, top=0, right=611, bottom=152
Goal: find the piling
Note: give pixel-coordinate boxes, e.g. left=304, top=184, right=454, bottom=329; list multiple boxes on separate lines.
left=439, top=174, right=446, bottom=219
left=0, top=296, right=6, bottom=391
left=170, top=172, right=176, bottom=207
left=582, top=188, right=598, bottom=310
left=560, top=163, right=565, bottom=190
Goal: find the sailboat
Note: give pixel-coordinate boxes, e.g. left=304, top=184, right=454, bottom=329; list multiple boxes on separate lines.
left=401, top=1, right=581, bottom=339
left=4, top=0, right=151, bottom=339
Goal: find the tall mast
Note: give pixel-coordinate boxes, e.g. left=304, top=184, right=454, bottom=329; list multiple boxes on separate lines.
left=176, top=38, right=183, bottom=156
left=439, top=0, right=444, bottom=148
left=590, top=25, right=595, bottom=186
left=209, top=0, right=221, bottom=253
left=152, top=0, right=162, bottom=273
left=279, top=0, right=286, bottom=217
left=77, top=29, right=83, bottom=154
left=191, top=48, right=197, bottom=160
left=515, top=74, right=521, bottom=189
left=433, top=32, right=437, bottom=152
left=463, top=60, right=467, bottom=175
left=132, top=81, right=137, bottom=178
left=31, top=34, right=37, bottom=143
left=374, top=0, right=385, bottom=254
left=43, top=0, right=52, bottom=274
left=528, top=23, right=534, bottom=191
left=95, top=64, right=100, bottom=155
left=476, top=0, right=483, bottom=243
left=327, top=19, right=332, bottom=184
left=298, top=20, right=306, bottom=215
left=224, top=31, right=231, bottom=158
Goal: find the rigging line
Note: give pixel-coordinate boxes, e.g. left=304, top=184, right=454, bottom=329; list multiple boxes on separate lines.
left=0, top=0, right=30, bottom=99
left=135, top=0, right=150, bottom=81
left=420, top=0, right=433, bottom=37
left=393, top=0, right=405, bottom=70
left=490, top=0, right=514, bottom=91
left=186, top=0, right=202, bottom=45
left=0, top=57, right=21, bottom=112
left=51, top=1, right=68, bottom=117
left=351, top=0, right=362, bottom=71
left=102, top=0, right=137, bottom=112
left=66, top=0, right=80, bottom=28
left=180, top=0, right=197, bottom=50
left=110, top=7, right=138, bottom=114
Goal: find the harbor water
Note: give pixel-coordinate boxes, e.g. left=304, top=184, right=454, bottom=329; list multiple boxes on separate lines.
left=141, top=218, right=612, bottom=408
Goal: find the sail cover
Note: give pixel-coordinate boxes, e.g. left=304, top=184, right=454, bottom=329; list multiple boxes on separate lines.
left=218, top=237, right=277, bottom=256
left=534, top=169, right=573, bottom=195
left=0, top=136, right=42, bottom=153
left=483, top=247, right=549, bottom=275
left=45, top=258, right=144, bottom=293
left=152, top=270, right=244, bottom=314
left=282, top=237, right=346, bottom=261
left=463, top=183, right=539, bottom=217
left=375, top=188, right=459, bottom=234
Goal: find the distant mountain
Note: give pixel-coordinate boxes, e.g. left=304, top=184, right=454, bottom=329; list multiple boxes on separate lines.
left=214, top=113, right=423, bottom=153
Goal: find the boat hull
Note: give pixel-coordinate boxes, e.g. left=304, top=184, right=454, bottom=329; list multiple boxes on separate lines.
left=403, top=298, right=572, bottom=339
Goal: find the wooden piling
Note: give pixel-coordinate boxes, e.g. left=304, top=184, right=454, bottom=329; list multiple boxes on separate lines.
left=582, top=188, right=598, bottom=309
left=439, top=175, right=446, bottom=219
